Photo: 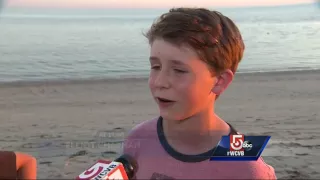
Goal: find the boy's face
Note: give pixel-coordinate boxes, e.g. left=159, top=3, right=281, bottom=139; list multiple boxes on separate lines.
left=148, top=38, right=232, bottom=121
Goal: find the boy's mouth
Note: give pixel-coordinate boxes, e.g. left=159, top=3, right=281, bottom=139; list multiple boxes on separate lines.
left=157, top=97, right=175, bottom=103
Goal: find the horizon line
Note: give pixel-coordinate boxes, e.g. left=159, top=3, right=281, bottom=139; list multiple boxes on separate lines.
left=6, top=2, right=314, bottom=10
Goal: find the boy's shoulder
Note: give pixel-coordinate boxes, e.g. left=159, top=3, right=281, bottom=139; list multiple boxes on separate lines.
left=122, top=117, right=158, bottom=157
left=222, top=157, right=277, bottom=179
left=126, top=117, right=158, bottom=139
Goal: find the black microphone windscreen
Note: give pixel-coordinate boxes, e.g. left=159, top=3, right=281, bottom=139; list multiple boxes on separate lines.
left=114, top=154, right=138, bottom=179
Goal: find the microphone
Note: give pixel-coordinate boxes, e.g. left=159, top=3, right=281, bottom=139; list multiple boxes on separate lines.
left=76, top=154, right=137, bottom=180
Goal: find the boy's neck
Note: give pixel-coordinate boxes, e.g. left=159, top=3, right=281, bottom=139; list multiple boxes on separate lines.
left=162, top=108, right=230, bottom=154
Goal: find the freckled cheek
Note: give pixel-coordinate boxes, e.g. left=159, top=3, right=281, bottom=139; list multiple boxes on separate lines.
left=174, top=82, right=195, bottom=101
left=148, top=72, right=164, bottom=89
left=148, top=76, right=156, bottom=91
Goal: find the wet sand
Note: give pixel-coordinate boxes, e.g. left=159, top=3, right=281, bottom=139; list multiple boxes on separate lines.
left=0, top=70, right=319, bottom=179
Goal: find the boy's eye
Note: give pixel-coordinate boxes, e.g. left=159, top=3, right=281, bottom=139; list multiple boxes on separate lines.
left=174, top=69, right=187, bottom=73
left=151, top=65, right=160, bottom=70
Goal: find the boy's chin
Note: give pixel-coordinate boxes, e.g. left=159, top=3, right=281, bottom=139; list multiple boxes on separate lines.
left=159, top=110, right=186, bottom=121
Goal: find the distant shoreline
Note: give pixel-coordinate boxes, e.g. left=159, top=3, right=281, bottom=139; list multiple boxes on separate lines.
left=1, top=68, right=319, bottom=88
left=5, top=2, right=314, bottom=11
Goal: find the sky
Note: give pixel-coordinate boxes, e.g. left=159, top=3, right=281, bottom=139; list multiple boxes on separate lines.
left=7, top=0, right=314, bottom=9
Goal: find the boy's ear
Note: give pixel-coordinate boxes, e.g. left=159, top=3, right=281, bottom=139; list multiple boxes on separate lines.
left=211, top=69, right=234, bottom=95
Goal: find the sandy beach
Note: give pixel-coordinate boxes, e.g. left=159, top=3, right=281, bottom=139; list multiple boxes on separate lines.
left=0, top=70, right=319, bottom=179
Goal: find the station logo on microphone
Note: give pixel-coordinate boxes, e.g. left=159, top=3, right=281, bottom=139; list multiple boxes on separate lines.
left=210, top=134, right=270, bottom=161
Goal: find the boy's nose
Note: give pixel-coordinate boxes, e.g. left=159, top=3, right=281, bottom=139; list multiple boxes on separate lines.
left=154, top=71, right=170, bottom=89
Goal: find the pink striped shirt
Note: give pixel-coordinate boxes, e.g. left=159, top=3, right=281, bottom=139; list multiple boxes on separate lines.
left=123, top=117, right=277, bottom=179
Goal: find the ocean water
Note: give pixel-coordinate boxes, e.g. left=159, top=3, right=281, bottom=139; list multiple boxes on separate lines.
left=0, top=4, right=320, bottom=82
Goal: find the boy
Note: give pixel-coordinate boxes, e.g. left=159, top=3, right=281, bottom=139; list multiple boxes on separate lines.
left=122, top=7, right=277, bottom=179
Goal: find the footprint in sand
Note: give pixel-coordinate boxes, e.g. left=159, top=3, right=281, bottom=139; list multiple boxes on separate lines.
left=39, top=161, right=52, bottom=165
left=69, top=150, right=88, bottom=159
left=21, top=142, right=53, bottom=148
left=101, top=151, right=118, bottom=158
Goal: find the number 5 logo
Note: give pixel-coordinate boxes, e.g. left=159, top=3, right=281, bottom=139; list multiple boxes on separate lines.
left=230, top=134, right=244, bottom=151
left=78, top=162, right=105, bottom=179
